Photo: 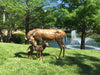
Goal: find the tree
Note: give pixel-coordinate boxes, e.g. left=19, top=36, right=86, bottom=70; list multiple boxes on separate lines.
left=55, top=8, right=77, bottom=29
left=60, top=0, right=100, bottom=49
left=25, top=0, right=30, bottom=44
left=0, top=6, right=4, bottom=42
left=0, top=0, right=47, bottom=43
left=0, top=0, right=26, bottom=42
left=43, top=8, right=57, bottom=28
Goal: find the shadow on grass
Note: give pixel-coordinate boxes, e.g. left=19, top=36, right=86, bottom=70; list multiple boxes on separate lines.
left=14, top=52, right=50, bottom=58
left=92, top=63, right=100, bottom=74
left=50, top=53, right=100, bottom=75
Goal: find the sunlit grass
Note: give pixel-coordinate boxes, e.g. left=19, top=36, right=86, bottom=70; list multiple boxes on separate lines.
left=0, top=43, right=100, bottom=75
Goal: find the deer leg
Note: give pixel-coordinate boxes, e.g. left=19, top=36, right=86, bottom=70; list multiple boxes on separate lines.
left=36, top=51, right=39, bottom=59
left=40, top=51, right=43, bottom=61
left=40, top=51, right=41, bottom=58
left=57, top=41, right=63, bottom=59
left=63, top=44, right=65, bottom=57
left=42, top=52, right=43, bottom=61
left=41, top=50, right=43, bottom=55
left=61, top=41, right=65, bottom=57
left=28, top=50, right=33, bottom=59
left=59, top=48, right=62, bottom=59
left=39, top=51, right=41, bottom=61
left=28, top=51, right=31, bottom=59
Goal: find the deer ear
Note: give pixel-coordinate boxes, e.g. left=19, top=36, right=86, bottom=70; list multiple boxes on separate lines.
left=33, top=31, right=36, bottom=36
left=25, top=36, right=27, bottom=40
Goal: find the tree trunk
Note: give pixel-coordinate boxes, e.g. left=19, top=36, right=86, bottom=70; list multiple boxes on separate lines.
left=3, top=8, right=5, bottom=24
left=25, top=15, right=29, bottom=44
left=0, top=29, right=3, bottom=42
left=25, top=0, right=30, bottom=44
left=7, top=25, right=12, bottom=42
left=80, top=24, right=86, bottom=49
left=3, top=5, right=6, bottom=24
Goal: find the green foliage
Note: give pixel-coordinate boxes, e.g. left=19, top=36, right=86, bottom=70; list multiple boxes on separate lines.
left=88, top=34, right=100, bottom=40
left=11, top=33, right=25, bottom=44
left=0, top=0, right=100, bottom=33
left=59, top=0, right=100, bottom=32
left=0, top=0, right=26, bottom=30
left=30, top=8, right=57, bottom=29
left=0, top=0, right=48, bottom=30
left=55, top=8, right=77, bottom=28
left=44, top=9, right=57, bottom=28
left=0, top=43, right=100, bottom=75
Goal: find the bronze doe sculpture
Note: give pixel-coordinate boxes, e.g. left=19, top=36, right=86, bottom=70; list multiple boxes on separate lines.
left=27, top=29, right=67, bottom=59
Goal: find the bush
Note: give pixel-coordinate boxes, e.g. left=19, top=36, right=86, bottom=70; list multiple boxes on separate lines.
left=11, top=33, right=25, bottom=44
left=88, top=35, right=100, bottom=42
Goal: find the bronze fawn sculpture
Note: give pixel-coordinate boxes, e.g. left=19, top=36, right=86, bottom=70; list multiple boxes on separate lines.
left=27, top=44, right=34, bottom=59
left=26, top=29, right=67, bottom=59
left=27, top=42, right=49, bottom=60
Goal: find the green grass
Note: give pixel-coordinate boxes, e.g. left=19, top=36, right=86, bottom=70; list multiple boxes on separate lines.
left=0, top=43, right=100, bottom=75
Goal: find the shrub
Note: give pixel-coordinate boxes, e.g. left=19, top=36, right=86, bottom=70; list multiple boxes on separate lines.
left=11, top=33, right=25, bottom=44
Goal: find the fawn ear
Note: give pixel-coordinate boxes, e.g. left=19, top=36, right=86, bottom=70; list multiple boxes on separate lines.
left=25, top=36, right=27, bottom=40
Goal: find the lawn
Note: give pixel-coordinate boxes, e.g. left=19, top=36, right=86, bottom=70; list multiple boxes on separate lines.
left=0, top=43, right=100, bottom=75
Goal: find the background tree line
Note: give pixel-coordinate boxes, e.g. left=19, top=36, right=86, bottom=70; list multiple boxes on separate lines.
left=0, top=0, right=100, bottom=49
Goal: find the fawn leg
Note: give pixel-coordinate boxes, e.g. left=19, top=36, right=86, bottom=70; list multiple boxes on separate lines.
left=28, top=51, right=32, bottom=59
left=41, top=51, right=43, bottom=61
left=36, top=51, right=39, bottom=59
left=39, top=51, right=41, bottom=61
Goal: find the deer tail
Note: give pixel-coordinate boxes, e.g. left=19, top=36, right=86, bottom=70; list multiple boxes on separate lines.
left=65, top=34, right=67, bottom=42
